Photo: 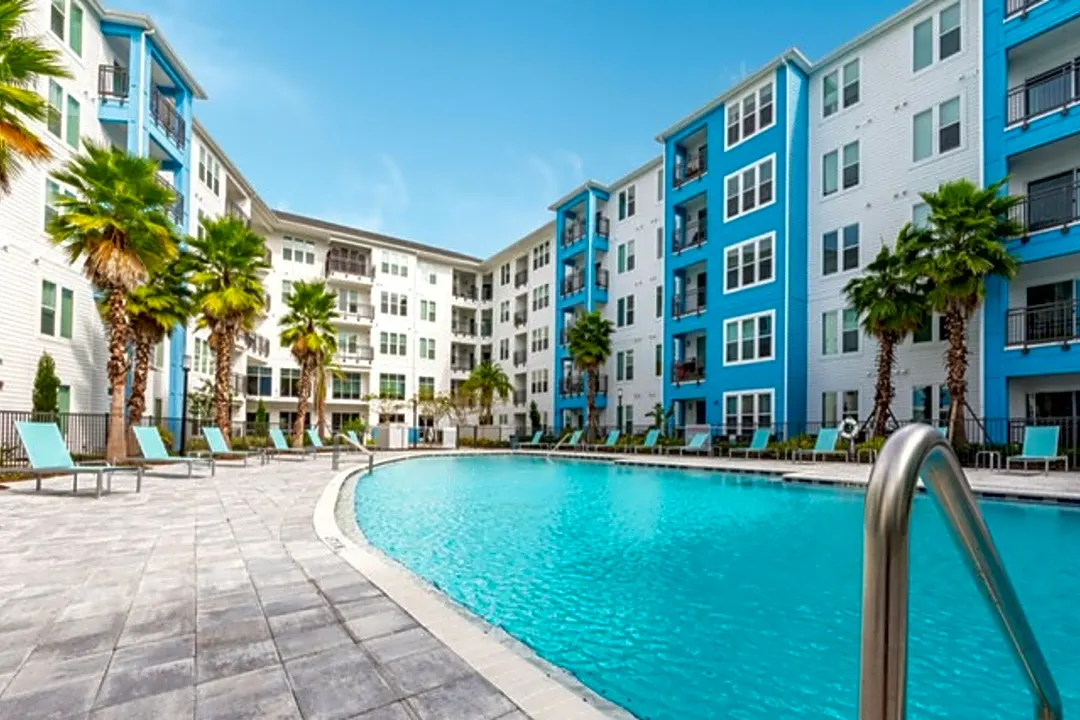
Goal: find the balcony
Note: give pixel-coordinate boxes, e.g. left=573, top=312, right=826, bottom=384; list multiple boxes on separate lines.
left=561, top=272, right=585, bottom=298
left=562, top=223, right=585, bottom=247
left=513, top=350, right=527, bottom=367
left=559, top=378, right=584, bottom=397
left=243, top=333, right=271, bottom=359
left=514, top=311, right=528, bottom=328
left=559, top=326, right=571, bottom=346
left=452, top=319, right=477, bottom=337
left=673, top=288, right=707, bottom=318
left=482, top=284, right=493, bottom=301
left=1007, top=60, right=1080, bottom=126
left=231, top=373, right=245, bottom=397
left=325, top=258, right=375, bottom=283
left=595, top=269, right=610, bottom=290
left=154, top=176, right=184, bottom=226
left=150, top=86, right=186, bottom=149
left=339, top=346, right=375, bottom=365
left=451, top=359, right=476, bottom=374
left=227, top=201, right=251, bottom=228
left=675, top=147, right=708, bottom=188
left=1005, top=0, right=1050, bottom=18
left=673, top=220, right=707, bottom=253
left=513, top=389, right=527, bottom=406
left=671, top=361, right=706, bottom=384
left=337, top=304, right=375, bottom=324
left=97, top=64, right=128, bottom=101
left=595, top=215, right=610, bottom=238
left=1006, top=300, right=1080, bottom=347
left=1009, top=179, right=1080, bottom=235
left=453, top=285, right=478, bottom=302
left=514, top=269, right=529, bottom=288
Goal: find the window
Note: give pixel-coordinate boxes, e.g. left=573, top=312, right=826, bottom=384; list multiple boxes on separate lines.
left=823, top=309, right=860, bottom=355
left=65, top=95, right=79, bottom=148
left=822, top=143, right=859, bottom=195
left=153, top=342, right=164, bottom=369
left=913, top=109, right=933, bottom=161
left=724, top=311, right=774, bottom=365
left=530, top=369, right=549, bottom=394
left=938, top=384, right=951, bottom=426
left=281, top=280, right=293, bottom=302
left=655, top=343, right=662, bottom=377
left=418, top=337, right=435, bottom=360
left=913, top=18, right=934, bottom=72
left=822, top=151, right=838, bottom=196
left=420, top=300, right=436, bottom=322
left=915, top=97, right=961, bottom=161
left=380, top=252, right=408, bottom=277
left=823, top=59, right=859, bottom=117
left=428, top=272, right=437, bottom=285
left=912, top=202, right=931, bottom=229
left=500, top=263, right=510, bottom=285
left=913, top=315, right=933, bottom=343
left=380, top=292, right=407, bottom=316
left=379, top=374, right=406, bottom=400
left=615, top=350, right=634, bottom=381
left=531, top=241, right=551, bottom=270
left=616, top=295, right=635, bottom=327
left=50, top=0, right=65, bottom=39
left=822, top=391, right=860, bottom=425
left=44, top=178, right=68, bottom=227
left=938, top=97, right=961, bottom=153
left=282, top=236, right=314, bottom=264
left=40, top=281, right=57, bottom=335
left=418, top=376, right=435, bottom=399
left=47, top=81, right=63, bottom=138
left=914, top=4, right=960, bottom=73
left=531, top=326, right=549, bottom=352
left=656, top=285, right=663, bottom=318
left=60, top=287, right=73, bottom=339
left=656, top=227, right=663, bottom=259
left=939, top=3, right=961, bottom=60
left=499, top=339, right=509, bottom=361
left=379, top=332, right=408, bottom=356
left=618, top=185, right=636, bottom=220
left=280, top=368, right=301, bottom=397
left=246, top=366, right=272, bottom=397
left=724, top=390, right=773, bottom=435
left=912, top=386, right=932, bottom=422
left=822, top=225, right=859, bottom=275
left=499, top=300, right=510, bottom=323
left=198, top=147, right=207, bottom=184
left=725, top=232, right=774, bottom=291
left=531, top=284, right=550, bottom=311
left=617, top=241, right=636, bottom=273
left=192, top=338, right=214, bottom=376
left=726, top=81, right=775, bottom=148
left=656, top=168, right=664, bottom=201
left=209, top=157, right=220, bottom=195
left=842, top=142, right=860, bottom=189
left=724, top=155, right=774, bottom=220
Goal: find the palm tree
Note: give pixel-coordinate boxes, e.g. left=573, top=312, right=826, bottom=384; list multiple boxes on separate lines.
left=124, top=258, right=193, bottom=437
left=313, top=356, right=344, bottom=438
left=461, top=361, right=513, bottom=425
left=0, top=0, right=71, bottom=194
left=278, top=280, right=338, bottom=445
left=899, top=178, right=1022, bottom=444
left=646, top=403, right=674, bottom=436
left=844, top=233, right=927, bottom=437
left=567, top=310, right=614, bottom=441
left=48, top=143, right=179, bottom=462
left=189, top=216, right=269, bottom=436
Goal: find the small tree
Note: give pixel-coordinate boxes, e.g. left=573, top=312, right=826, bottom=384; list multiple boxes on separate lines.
left=529, top=401, right=542, bottom=434
left=32, top=353, right=61, bottom=415
left=253, top=399, right=269, bottom=436
left=646, top=403, right=673, bottom=435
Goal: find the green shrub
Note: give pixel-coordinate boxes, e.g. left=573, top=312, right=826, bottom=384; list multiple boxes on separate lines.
left=156, top=425, right=175, bottom=450
left=459, top=437, right=510, bottom=449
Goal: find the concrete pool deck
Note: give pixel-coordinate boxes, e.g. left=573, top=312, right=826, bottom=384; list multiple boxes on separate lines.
left=2, top=449, right=1079, bottom=720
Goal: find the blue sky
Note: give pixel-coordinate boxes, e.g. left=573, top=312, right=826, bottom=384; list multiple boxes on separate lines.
left=122, top=0, right=911, bottom=258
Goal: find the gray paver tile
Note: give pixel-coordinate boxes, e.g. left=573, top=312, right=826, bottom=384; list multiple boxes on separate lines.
left=196, top=617, right=272, bottom=649
left=407, top=674, right=516, bottom=720
left=268, top=606, right=336, bottom=637
left=94, top=657, right=194, bottom=709
left=350, top=703, right=413, bottom=720
left=120, top=601, right=195, bottom=647
left=345, top=609, right=417, bottom=642
left=284, top=645, right=399, bottom=720
left=196, top=639, right=278, bottom=683
left=4, top=650, right=110, bottom=697
left=111, top=633, right=195, bottom=670
left=383, top=648, right=474, bottom=695
left=195, top=666, right=300, bottom=720
left=362, top=627, right=442, bottom=665
left=273, top=622, right=353, bottom=662
left=89, top=685, right=195, bottom=720
left=317, top=579, right=383, bottom=605
left=0, top=674, right=100, bottom=720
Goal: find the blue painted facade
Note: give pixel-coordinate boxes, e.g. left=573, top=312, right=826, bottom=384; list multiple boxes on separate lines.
left=553, top=186, right=610, bottom=429
left=981, top=0, right=1080, bottom=424
left=99, top=20, right=198, bottom=438
left=660, top=60, right=809, bottom=437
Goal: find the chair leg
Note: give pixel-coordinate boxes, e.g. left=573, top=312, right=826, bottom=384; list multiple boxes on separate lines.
left=73, top=472, right=78, bottom=494
left=95, top=472, right=102, bottom=499
left=211, top=458, right=216, bottom=477
left=136, top=468, right=143, bottom=493
left=36, top=477, right=41, bottom=492
left=188, top=462, right=193, bottom=479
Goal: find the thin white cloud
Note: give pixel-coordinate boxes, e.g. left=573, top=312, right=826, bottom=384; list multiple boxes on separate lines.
left=312, top=154, right=409, bottom=234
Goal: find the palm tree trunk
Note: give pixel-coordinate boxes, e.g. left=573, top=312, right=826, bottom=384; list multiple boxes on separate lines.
left=586, top=370, right=599, bottom=442
left=945, top=307, right=969, bottom=445
left=105, top=290, right=129, bottom=463
left=293, top=363, right=313, bottom=446
left=126, top=337, right=153, bottom=453
left=315, top=369, right=327, bottom=438
left=212, top=327, right=234, bottom=437
left=872, top=333, right=898, bottom=437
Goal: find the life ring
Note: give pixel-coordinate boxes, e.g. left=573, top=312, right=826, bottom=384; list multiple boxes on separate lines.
left=839, top=417, right=859, bottom=440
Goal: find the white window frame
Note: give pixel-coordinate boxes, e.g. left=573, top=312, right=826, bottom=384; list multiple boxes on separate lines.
left=724, top=79, right=776, bottom=150
left=821, top=224, right=860, bottom=276
left=723, top=232, right=775, bottom=294
left=722, top=389, right=775, bottom=436
left=723, top=310, right=775, bottom=366
left=723, top=154, right=776, bottom=222
left=822, top=142, right=860, bottom=197
left=913, top=96, right=963, bottom=164
left=913, top=3, right=962, bottom=74
left=822, top=390, right=860, bottom=425
left=822, top=58, right=860, bottom=118
left=822, top=307, right=861, bottom=356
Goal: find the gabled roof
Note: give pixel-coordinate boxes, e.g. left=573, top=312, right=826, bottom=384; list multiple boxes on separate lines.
left=546, top=155, right=663, bottom=211
left=94, top=6, right=209, bottom=99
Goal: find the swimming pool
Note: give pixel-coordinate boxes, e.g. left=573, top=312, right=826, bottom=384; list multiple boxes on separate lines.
left=352, top=455, right=1080, bottom=719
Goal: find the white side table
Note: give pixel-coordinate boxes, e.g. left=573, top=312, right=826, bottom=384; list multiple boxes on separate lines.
left=976, top=450, right=1001, bottom=470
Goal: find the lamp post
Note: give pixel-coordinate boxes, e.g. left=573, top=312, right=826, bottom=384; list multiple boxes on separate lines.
left=411, top=396, right=418, bottom=448
left=179, top=354, right=192, bottom=453
left=617, top=388, right=624, bottom=435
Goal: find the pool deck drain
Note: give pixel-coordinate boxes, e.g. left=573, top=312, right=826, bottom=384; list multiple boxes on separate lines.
left=2, top=449, right=1079, bottom=720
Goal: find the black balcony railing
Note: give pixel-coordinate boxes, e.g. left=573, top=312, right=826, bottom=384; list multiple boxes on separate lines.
left=339, top=303, right=375, bottom=320
left=1006, top=300, right=1080, bottom=347
left=340, top=346, right=375, bottom=363
left=155, top=176, right=184, bottom=226
left=595, top=215, right=610, bottom=238
left=451, top=359, right=476, bottom=373
left=325, top=258, right=374, bottom=279
left=560, top=326, right=572, bottom=345
left=453, top=286, right=478, bottom=301
left=150, top=86, right=186, bottom=149
left=1005, top=0, right=1048, bottom=17
left=671, top=361, right=706, bottom=384
left=452, top=320, right=477, bottom=336
left=561, top=272, right=585, bottom=297
left=513, top=350, right=527, bottom=367
left=673, top=220, right=707, bottom=253
left=595, top=269, right=610, bottom=290
left=1006, top=59, right=1080, bottom=125
left=513, top=390, right=527, bottom=406
left=559, top=378, right=584, bottom=397
left=1009, top=180, right=1080, bottom=235
left=226, top=201, right=251, bottom=228
left=513, top=311, right=528, bottom=328
left=97, top=64, right=128, bottom=100
left=243, top=333, right=271, bottom=358
left=673, top=287, right=706, bottom=317
left=675, top=147, right=708, bottom=187
left=562, top=223, right=585, bottom=246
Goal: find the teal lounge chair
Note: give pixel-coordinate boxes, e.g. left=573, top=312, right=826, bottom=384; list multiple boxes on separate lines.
left=343, top=430, right=368, bottom=452
left=588, top=430, right=620, bottom=452
left=729, top=428, right=772, bottom=459
left=15, top=421, right=142, bottom=498
left=551, top=430, right=583, bottom=450
left=632, top=429, right=661, bottom=454
left=131, top=426, right=208, bottom=477
left=518, top=431, right=543, bottom=449
left=306, top=429, right=336, bottom=452
left=201, top=427, right=264, bottom=474
left=267, top=428, right=313, bottom=461
left=669, top=432, right=710, bottom=455
left=1006, top=426, right=1067, bottom=474
left=794, top=428, right=847, bottom=462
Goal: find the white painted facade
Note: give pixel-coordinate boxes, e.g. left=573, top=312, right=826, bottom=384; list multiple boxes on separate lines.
left=805, top=0, right=983, bottom=427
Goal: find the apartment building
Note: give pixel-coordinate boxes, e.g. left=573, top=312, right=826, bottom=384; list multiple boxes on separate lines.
left=982, top=0, right=1080, bottom=423
left=658, top=52, right=811, bottom=436
left=805, top=0, right=983, bottom=429
left=551, top=157, right=666, bottom=431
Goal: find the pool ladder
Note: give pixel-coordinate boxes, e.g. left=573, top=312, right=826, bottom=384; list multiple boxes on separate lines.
left=859, top=424, right=1063, bottom=720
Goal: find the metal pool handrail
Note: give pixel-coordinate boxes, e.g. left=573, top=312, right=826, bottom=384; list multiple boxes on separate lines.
left=859, top=424, right=1062, bottom=720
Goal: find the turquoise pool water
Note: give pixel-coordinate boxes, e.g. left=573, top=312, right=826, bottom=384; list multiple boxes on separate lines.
left=353, top=455, right=1080, bottom=719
